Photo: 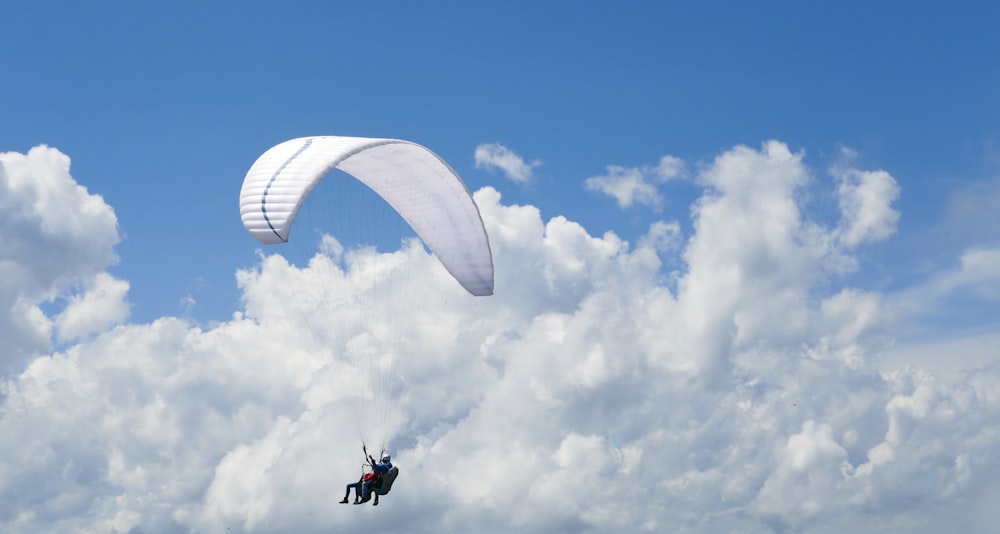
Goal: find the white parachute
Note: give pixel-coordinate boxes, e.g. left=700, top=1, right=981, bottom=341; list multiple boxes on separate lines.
left=239, top=135, right=494, bottom=451
left=240, top=136, right=493, bottom=296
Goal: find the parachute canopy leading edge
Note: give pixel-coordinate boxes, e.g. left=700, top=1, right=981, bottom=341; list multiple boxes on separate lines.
left=239, top=136, right=494, bottom=296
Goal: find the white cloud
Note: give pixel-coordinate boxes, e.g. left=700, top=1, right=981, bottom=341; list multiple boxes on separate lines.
left=474, top=143, right=540, bottom=183
left=584, top=155, right=684, bottom=210
left=832, top=149, right=901, bottom=247
left=585, top=165, right=660, bottom=209
left=655, top=154, right=685, bottom=180
left=54, top=272, right=130, bottom=343
left=0, top=146, right=120, bottom=373
left=639, top=220, right=682, bottom=254
left=754, top=420, right=853, bottom=523
left=2, top=142, right=999, bottom=533
left=879, top=330, right=1000, bottom=382
left=891, top=246, right=1000, bottom=321
left=936, top=248, right=1000, bottom=301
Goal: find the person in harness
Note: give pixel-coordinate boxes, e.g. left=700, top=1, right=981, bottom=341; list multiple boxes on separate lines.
left=340, top=446, right=399, bottom=506
left=340, top=472, right=374, bottom=504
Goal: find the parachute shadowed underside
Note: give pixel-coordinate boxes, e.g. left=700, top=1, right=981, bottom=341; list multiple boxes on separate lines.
left=239, top=136, right=494, bottom=296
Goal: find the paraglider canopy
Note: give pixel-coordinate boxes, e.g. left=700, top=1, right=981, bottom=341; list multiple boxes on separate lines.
left=239, top=135, right=494, bottom=296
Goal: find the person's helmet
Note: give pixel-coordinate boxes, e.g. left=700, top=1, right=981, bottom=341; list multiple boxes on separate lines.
left=381, top=453, right=391, bottom=463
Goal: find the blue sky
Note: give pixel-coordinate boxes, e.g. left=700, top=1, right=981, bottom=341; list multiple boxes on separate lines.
left=5, top=1, right=997, bottom=326
left=3, top=2, right=1000, bottom=532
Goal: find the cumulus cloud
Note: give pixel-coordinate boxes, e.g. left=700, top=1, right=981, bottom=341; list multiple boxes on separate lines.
left=585, top=155, right=684, bottom=210
left=832, top=149, right=901, bottom=247
left=474, top=143, right=540, bottom=183
left=0, top=146, right=121, bottom=373
left=54, top=272, right=130, bottom=343
left=639, top=220, right=683, bottom=254
left=2, top=142, right=999, bottom=533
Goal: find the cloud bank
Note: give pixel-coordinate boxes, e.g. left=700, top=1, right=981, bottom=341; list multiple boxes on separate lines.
left=2, top=142, right=999, bottom=533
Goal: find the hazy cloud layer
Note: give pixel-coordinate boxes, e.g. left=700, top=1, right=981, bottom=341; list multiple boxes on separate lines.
left=2, top=142, right=999, bottom=533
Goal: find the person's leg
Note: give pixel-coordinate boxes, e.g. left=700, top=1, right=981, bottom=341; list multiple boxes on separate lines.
left=340, top=482, right=357, bottom=503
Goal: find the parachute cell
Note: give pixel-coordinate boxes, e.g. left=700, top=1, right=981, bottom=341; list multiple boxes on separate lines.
left=239, top=136, right=494, bottom=296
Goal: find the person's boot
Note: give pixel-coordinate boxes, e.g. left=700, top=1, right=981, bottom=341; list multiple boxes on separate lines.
left=339, top=497, right=349, bottom=504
